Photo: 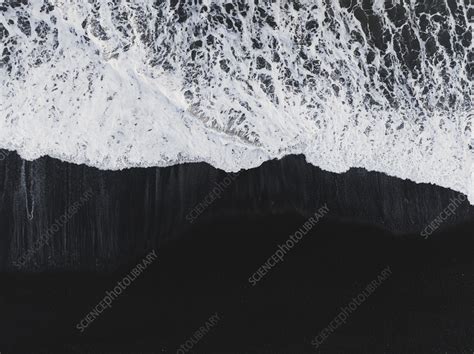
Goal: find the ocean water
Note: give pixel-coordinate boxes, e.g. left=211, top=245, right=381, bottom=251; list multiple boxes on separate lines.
left=1, top=0, right=472, bottom=202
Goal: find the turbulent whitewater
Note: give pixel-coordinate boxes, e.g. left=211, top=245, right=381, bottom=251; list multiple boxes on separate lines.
left=0, top=0, right=473, bottom=201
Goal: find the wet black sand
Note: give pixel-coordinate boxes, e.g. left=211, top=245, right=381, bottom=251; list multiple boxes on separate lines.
left=1, top=151, right=473, bottom=272
left=1, top=214, right=473, bottom=353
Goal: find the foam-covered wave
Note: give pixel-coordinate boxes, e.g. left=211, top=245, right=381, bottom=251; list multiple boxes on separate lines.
left=0, top=0, right=473, bottom=202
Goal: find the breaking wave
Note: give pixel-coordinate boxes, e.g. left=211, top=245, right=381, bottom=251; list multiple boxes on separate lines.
left=0, top=0, right=472, bottom=202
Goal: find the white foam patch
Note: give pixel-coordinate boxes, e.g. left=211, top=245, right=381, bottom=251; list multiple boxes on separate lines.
left=0, top=0, right=472, bottom=203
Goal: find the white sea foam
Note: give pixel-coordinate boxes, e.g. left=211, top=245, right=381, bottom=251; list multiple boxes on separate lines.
left=0, top=1, right=472, bottom=202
